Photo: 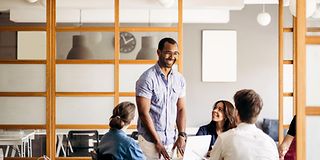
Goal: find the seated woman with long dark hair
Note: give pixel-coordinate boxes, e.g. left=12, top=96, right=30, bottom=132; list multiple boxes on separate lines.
left=97, top=101, right=145, bottom=160
left=196, top=100, right=237, bottom=157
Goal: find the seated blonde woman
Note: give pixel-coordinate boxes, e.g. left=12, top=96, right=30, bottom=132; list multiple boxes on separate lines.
left=196, top=100, right=237, bottom=157
left=96, top=101, right=145, bottom=160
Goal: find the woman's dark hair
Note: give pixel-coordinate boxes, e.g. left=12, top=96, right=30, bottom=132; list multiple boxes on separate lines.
left=213, top=100, right=237, bottom=131
left=233, top=89, right=263, bottom=123
left=158, top=37, right=177, bottom=51
left=109, top=101, right=136, bottom=129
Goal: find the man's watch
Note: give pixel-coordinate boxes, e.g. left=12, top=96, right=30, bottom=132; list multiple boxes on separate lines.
left=178, top=132, right=187, bottom=139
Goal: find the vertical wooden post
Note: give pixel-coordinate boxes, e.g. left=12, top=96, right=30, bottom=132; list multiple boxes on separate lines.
left=114, top=0, right=120, bottom=106
left=178, top=0, right=183, bottom=73
left=46, top=0, right=56, bottom=159
left=278, top=0, right=284, bottom=143
left=295, top=0, right=306, bottom=159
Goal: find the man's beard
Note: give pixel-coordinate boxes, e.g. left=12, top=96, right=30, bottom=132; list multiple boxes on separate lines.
left=159, top=58, right=176, bottom=68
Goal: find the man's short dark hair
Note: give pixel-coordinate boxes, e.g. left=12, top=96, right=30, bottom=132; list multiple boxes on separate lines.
left=233, top=89, right=263, bottom=123
left=158, top=37, right=177, bottom=51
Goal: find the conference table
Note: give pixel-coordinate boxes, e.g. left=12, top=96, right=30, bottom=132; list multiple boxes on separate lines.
left=0, top=130, right=35, bottom=157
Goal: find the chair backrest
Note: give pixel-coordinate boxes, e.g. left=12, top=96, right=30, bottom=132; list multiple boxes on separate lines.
left=67, top=130, right=99, bottom=157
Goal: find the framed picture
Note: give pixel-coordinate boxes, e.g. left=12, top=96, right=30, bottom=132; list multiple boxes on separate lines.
left=202, top=30, right=237, bottom=82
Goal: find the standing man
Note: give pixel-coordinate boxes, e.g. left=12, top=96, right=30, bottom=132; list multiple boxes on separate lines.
left=209, top=89, right=278, bottom=160
left=136, top=37, right=186, bottom=160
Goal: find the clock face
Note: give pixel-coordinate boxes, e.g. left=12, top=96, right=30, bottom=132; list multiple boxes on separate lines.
left=120, top=32, right=136, bottom=53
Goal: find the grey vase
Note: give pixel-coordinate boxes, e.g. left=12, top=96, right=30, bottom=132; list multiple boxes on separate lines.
left=67, top=35, right=94, bottom=59
left=136, top=36, right=158, bottom=60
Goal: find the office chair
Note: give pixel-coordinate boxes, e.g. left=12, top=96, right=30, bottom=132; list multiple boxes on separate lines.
left=67, top=130, right=99, bottom=157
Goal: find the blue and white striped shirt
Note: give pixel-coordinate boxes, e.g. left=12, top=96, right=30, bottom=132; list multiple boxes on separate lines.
left=136, top=63, right=186, bottom=145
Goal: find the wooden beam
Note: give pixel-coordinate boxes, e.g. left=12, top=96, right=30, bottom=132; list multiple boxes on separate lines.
left=283, top=92, right=294, bottom=97
left=0, top=125, right=46, bottom=129
left=306, top=106, right=320, bottom=115
left=306, top=36, right=320, bottom=44
left=56, top=26, right=114, bottom=32
left=283, top=60, right=293, bottom=64
left=0, top=92, right=46, bottom=97
left=178, top=0, right=183, bottom=73
left=278, top=0, right=284, bottom=143
left=283, top=27, right=293, bottom=32
left=295, top=0, right=307, bottom=158
left=0, top=60, right=46, bottom=64
left=56, top=124, right=137, bottom=129
left=119, top=60, right=157, bottom=64
left=119, top=27, right=178, bottom=32
left=56, top=92, right=114, bottom=97
left=114, top=0, right=120, bottom=106
left=46, top=0, right=56, bottom=158
left=0, top=26, right=46, bottom=31
left=119, top=92, right=135, bottom=97
left=56, top=60, right=114, bottom=64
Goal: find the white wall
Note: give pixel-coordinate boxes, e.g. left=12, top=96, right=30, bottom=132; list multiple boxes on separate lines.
left=183, top=5, right=279, bottom=127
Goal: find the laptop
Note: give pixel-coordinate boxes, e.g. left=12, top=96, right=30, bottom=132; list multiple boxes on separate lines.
left=173, top=135, right=211, bottom=160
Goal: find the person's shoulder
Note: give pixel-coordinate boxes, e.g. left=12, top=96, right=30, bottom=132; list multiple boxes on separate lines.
left=219, top=128, right=236, bottom=139
left=137, top=65, right=157, bottom=81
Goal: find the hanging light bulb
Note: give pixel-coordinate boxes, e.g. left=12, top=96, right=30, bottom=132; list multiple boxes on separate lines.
left=25, top=0, right=39, bottom=3
left=66, top=9, right=93, bottom=59
left=158, top=0, right=175, bottom=8
left=289, top=0, right=317, bottom=18
left=257, top=4, right=271, bottom=26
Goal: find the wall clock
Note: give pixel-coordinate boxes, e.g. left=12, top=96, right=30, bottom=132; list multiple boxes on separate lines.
left=120, top=32, right=136, bottom=53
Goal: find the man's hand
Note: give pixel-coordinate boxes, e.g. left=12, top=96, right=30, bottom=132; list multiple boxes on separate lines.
left=155, top=142, right=170, bottom=160
left=173, top=136, right=186, bottom=156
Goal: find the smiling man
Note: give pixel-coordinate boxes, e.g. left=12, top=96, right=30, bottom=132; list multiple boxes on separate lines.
left=136, top=38, right=187, bottom=160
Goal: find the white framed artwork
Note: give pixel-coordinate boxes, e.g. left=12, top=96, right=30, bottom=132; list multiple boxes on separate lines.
left=202, top=30, right=237, bottom=82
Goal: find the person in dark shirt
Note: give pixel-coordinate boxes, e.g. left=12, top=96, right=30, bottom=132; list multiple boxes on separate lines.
left=196, top=100, right=237, bottom=156
left=278, top=115, right=296, bottom=160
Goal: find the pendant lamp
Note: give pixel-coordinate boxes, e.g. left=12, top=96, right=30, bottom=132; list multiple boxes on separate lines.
left=67, top=35, right=94, bottom=59
left=136, top=36, right=158, bottom=60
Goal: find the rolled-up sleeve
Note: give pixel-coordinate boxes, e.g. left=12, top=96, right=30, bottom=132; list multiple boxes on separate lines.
left=136, top=77, right=153, bottom=99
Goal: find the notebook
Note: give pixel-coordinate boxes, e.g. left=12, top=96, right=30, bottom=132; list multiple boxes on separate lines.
left=173, top=135, right=211, bottom=160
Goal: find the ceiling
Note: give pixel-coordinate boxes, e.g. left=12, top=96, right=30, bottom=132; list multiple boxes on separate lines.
left=0, top=0, right=297, bottom=23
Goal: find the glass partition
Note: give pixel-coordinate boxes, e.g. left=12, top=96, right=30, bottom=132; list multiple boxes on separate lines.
left=0, top=129, right=46, bottom=158
left=56, top=32, right=115, bottom=60
left=306, top=45, right=320, bottom=106
left=0, top=0, right=46, bottom=27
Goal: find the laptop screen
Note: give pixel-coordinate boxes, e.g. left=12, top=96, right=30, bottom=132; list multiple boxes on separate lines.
left=182, top=135, right=211, bottom=160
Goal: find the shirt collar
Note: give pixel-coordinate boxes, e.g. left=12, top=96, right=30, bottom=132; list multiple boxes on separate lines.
left=155, top=62, right=174, bottom=77
left=237, top=123, right=257, bottom=131
left=110, top=128, right=127, bottom=136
